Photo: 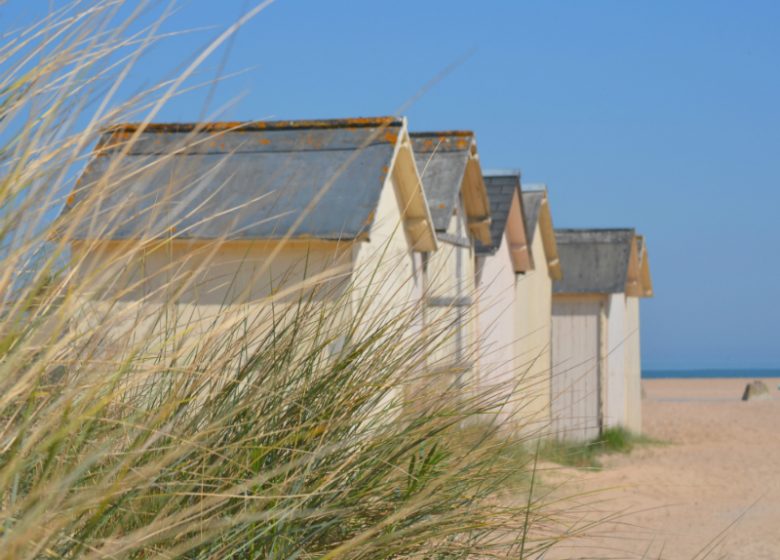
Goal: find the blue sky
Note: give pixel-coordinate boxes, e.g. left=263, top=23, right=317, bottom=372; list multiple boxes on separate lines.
left=6, top=1, right=780, bottom=369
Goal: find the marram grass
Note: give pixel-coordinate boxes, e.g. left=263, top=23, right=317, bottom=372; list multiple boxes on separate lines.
left=0, top=1, right=602, bottom=558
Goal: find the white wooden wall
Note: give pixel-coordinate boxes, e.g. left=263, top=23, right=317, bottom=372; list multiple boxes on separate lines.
left=551, top=298, right=603, bottom=442
left=475, top=234, right=517, bottom=428
left=624, top=296, right=642, bottom=433
left=352, top=172, right=426, bottom=329
left=604, top=293, right=627, bottom=429
left=514, top=222, right=553, bottom=435
left=423, top=197, right=475, bottom=380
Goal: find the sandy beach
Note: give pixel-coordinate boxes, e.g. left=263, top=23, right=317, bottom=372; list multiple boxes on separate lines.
left=543, top=377, right=780, bottom=560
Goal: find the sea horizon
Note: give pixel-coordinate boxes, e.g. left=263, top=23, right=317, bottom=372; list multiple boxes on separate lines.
left=643, top=368, right=780, bottom=379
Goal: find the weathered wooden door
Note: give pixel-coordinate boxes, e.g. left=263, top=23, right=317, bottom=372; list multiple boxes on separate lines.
left=551, top=299, right=602, bottom=442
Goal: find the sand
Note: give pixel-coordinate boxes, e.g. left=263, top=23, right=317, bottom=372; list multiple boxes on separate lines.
left=541, top=378, right=780, bottom=560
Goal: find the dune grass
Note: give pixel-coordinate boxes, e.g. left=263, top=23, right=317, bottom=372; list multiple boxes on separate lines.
left=0, top=2, right=604, bottom=558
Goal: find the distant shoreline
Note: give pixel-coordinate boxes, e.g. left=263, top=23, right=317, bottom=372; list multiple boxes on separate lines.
left=643, top=369, right=780, bottom=379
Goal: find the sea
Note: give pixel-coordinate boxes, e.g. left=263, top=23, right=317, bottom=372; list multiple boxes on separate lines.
left=643, top=369, right=780, bottom=379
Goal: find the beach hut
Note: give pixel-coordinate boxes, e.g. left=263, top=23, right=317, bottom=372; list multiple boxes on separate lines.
left=624, top=235, right=654, bottom=432
left=473, top=171, right=532, bottom=426
left=550, top=229, right=643, bottom=442
left=410, top=131, right=491, bottom=384
left=514, top=185, right=562, bottom=433
left=62, top=117, right=438, bottom=348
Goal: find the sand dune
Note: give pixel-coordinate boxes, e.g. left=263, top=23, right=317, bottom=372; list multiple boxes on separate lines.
left=544, top=378, right=780, bottom=559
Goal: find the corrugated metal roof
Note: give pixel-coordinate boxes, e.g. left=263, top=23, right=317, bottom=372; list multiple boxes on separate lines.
left=474, top=172, right=522, bottom=255
left=410, top=131, right=474, bottom=233
left=62, top=118, right=408, bottom=241
left=553, top=228, right=635, bottom=294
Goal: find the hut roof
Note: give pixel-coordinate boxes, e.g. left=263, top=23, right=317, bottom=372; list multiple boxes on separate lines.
left=474, top=172, right=519, bottom=253
left=410, top=131, right=492, bottom=244
left=520, top=185, right=562, bottom=280
left=61, top=117, right=437, bottom=251
left=553, top=228, right=636, bottom=294
left=474, top=171, right=532, bottom=272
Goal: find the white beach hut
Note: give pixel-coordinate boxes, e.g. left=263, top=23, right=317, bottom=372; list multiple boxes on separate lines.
left=550, top=229, right=645, bottom=441
left=62, top=117, right=438, bottom=349
left=514, top=186, right=562, bottom=433
left=410, top=131, right=492, bottom=384
left=473, top=171, right=532, bottom=426
left=624, top=235, right=654, bottom=433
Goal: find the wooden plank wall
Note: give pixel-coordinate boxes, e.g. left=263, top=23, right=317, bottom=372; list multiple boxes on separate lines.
left=551, top=299, right=603, bottom=441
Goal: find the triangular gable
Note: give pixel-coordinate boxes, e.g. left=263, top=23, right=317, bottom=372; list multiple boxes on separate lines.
left=410, top=131, right=491, bottom=244
left=636, top=235, right=654, bottom=297
left=62, top=117, right=437, bottom=251
left=474, top=171, right=531, bottom=272
left=625, top=235, right=642, bottom=297
left=521, top=185, right=561, bottom=280
left=553, top=229, right=635, bottom=294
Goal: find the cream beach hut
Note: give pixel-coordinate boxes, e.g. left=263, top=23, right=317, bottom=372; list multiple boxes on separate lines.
left=624, top=235, right=654, bottom=432
left=514, top=186, right=562, bottom=433
left=62, top=117, right=438, bottom=348
left=410, top=131, right=492, bottom=383
left=473, top=171, right=532, bottom=426
left=550, top=229, right=643, bottom=441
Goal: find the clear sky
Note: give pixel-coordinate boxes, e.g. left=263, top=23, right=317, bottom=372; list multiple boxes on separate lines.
left=5, top=1, right=780, bottom=369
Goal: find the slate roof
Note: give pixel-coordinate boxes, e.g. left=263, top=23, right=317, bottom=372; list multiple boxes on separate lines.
left=62, top=118, right=407, bottom=241
left=553, top=229, right=635, bottom=294
left=410, top=131, right=475, bottom=233
left=474, top=171, right=523, bottom=255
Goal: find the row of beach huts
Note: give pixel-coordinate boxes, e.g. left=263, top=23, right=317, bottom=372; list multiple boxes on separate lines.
left=64, top=116, right=653, bottom=442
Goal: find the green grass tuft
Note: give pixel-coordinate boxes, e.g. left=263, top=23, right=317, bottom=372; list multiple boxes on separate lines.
left=537, top=427, right=662, bottom=469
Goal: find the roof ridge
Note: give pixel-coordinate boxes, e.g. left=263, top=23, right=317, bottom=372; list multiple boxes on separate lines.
left=483, top=169, right=521, bottom=177
left=410, top=130, right=474, bottom=138
left=556, top=227, right=634, bottom=233
left=105, top=117, right=401, bottom=134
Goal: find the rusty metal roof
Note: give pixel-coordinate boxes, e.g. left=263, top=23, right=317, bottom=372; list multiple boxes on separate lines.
left=63, top=118, right=407, bottom=241
left=474, top=171, right=524, bottom=255
left=410, top=131, right=476, bottom=233
left=553, top=229, right=636, bottom=294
